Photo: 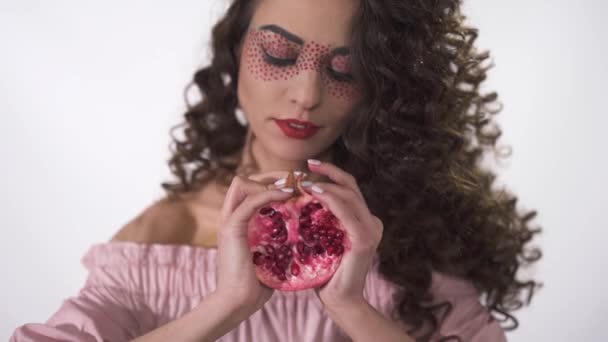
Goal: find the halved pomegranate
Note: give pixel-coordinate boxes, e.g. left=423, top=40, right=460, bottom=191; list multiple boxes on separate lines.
left=247, top=172, right=350, bottom=291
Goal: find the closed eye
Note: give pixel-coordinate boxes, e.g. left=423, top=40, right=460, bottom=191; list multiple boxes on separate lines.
left=262, top=48, right=296, bottom=67
left=327, top=68, right=354, bottom=83
left=262, top=48, right=354, bottom=83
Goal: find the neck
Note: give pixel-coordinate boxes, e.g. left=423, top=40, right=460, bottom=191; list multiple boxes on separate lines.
left=186, top=129, right=333, bottom=209
left=236, top=129, right=333, bottom=181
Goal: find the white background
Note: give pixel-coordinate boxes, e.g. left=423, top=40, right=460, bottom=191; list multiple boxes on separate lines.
left=1, top=1, right=606, bottom=341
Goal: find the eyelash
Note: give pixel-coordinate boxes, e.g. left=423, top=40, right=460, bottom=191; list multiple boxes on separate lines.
left=262, top=49, right=354, bottom=83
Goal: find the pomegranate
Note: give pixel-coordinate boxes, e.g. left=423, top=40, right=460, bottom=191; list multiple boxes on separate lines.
left=247, top=171, right=350, bottom=291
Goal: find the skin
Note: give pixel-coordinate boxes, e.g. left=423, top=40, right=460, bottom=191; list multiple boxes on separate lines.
left=174, top=0, right=363, bottom=246
left=235, top=0, right=361, bottom=174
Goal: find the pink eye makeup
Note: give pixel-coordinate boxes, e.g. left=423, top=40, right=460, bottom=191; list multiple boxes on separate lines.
left=242, top=24, right=360, bottom=101
left=259, top=30, right=300, bottom=62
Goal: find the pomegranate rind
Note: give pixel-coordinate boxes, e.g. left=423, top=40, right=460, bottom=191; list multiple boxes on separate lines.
left=246, top=173, right=347, bottom=291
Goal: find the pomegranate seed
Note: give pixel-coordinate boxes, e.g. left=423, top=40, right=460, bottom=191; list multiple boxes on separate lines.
left=303, top=234, right=315, bottom=244
left=313, top=244, right=325, bottom=255
left=277, top=273, right=287, bottom=281
left=259, top=207, right=275, bottom=216
left=326, top=246, right=336, bottom=255
left=271, top=265, right=283, bottom=275
left=280, top=246, right=293, bottom=258
left=335, top=230, right=345, bottom=239
left=291, top=262, right=301, bottom=276
left=271, top=227, right=283, bottom=237
left=264, top=245, right=275, bottom=254
left=271, top=218, right=285, bottom=228
left=303, top=244, right=312, bottom=255
left=334, top=245, right=344, bottom=255
left=276, top=232, right=288, bottom=243
left=298, top=226, right=310, bottom=235
left=296, top=241, right=306, bottom=254
left=252, top=251, right=264, bottom=265
left=310, top=202, right=323, bottom=211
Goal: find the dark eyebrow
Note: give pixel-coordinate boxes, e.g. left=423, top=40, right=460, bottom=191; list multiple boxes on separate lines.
left=259, top=24, right=304, bottom=45
left=258, top=24, right=350, bottom=54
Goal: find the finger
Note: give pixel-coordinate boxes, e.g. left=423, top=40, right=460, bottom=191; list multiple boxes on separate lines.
left=306, top=182, right=370, bottom=222
left=223, top=188, right=294, bottom=232
left=306, top=160, right=364, bottom=200
left=220, top=175, right=269, bottom=222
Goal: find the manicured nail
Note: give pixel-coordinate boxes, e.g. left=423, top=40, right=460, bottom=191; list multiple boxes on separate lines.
left=311, top=185, right=324, bottom=193
left=281, top=187, right=294, bottom=193
left=307, top=159, right=322, bottom=166
left=294, top=171, right=307, bottom=177
left=301, top=181, right=313, bottom=187
left=274, top=178, right=286, bottom=186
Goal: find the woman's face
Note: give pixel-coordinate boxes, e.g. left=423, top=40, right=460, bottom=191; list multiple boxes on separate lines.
left=236, top=0, right=360, bottom=162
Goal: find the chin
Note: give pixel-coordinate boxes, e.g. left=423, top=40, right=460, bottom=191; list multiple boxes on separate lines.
left=252, top=122, right=336, bottom=162
left=269, top=144, right=320, bottom=162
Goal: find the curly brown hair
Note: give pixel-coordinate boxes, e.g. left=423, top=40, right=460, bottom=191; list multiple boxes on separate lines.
left=161, top=0, right=543, bottom=340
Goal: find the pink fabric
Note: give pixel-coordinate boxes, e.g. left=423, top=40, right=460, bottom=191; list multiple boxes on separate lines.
left=11, top=241, right=507, bottom=341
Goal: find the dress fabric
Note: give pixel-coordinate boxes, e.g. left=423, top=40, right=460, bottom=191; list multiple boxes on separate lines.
left=10, top=241, right=507, bottom=341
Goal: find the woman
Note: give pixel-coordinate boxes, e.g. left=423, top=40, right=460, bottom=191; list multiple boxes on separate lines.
left=11, top=0, right=542, bottom=341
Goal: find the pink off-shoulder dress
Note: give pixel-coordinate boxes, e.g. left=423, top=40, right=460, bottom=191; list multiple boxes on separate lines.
left=10, top=241, right=507, bottom=341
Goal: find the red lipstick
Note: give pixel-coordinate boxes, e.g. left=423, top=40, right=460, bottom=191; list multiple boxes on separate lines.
left=274, top=119, right=320, bottom=139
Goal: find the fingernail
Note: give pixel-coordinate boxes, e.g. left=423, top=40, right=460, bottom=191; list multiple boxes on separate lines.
left=301, top=181, right=313, bottom=187
left=294, top=171, right=307, bottom=177
left=307, top=159, right=322, bottom=166
left=281, top=187, right=294, bottom=193
left=274, top=178, right=286, bottom=186
left=311, top=185, right=324, bottom=193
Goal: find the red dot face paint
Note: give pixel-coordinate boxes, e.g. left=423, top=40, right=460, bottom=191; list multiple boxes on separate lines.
left=242, top=28, right=360, bottom=102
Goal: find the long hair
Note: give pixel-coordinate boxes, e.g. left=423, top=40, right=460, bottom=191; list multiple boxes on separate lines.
left=161, top=0, right=542, bottom=340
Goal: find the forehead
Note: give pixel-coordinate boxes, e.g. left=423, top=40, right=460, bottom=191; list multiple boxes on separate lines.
left=250, top=0, right=358, bottom=48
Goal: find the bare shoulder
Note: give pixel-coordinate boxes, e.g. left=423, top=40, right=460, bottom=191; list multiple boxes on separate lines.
left=110, top=195, right=198, bottom=245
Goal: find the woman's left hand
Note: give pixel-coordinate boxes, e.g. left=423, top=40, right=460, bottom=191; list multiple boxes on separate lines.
left=305, top=159, right=384, bottom=309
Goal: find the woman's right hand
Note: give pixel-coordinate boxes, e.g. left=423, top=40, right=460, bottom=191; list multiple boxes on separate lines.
left=212, top=171, right=292, bottom=316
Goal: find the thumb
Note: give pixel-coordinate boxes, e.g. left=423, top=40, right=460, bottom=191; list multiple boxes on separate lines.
left=220, top=175, right=267, bottom=223
left=221, top=188, right=294, bottom=235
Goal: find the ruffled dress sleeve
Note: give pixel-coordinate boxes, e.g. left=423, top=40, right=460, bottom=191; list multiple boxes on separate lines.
left=363, top=255, right=508, bottom=342
left=10, top=244, right=156, bottom=342
left=428, top=272, right=507, bottom=341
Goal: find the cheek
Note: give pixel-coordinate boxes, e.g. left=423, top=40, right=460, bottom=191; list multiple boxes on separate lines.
left=242, top=30, right=361, bottom=102
left=326, top=55, right=360, bottom=102
left=325, top=77, right=360, bottom=102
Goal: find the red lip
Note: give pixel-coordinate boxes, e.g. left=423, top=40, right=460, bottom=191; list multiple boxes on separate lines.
left=274, top=119, right=320, bottom=139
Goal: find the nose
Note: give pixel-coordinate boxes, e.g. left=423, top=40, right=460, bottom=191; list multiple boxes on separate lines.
left=288, top=69, right=323, bottom=112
